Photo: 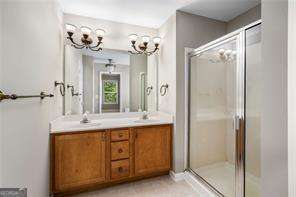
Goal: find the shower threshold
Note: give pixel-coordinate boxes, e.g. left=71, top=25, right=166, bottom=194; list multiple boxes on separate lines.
left=188, top=162, right=260, bottom=197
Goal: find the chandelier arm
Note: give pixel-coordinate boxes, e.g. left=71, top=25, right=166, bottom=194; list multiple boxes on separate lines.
left=89, top=47, right=102, bottom=52
left=145, top=47, right=159, bottom=55
left=73, top=45, right=85, bottom=49
left=67, top=36, right=84, bottom=47
left=132, top=44, right=143, bottom=53
left=128, top=50, right=142, bottom=55
left=128, top=50, right=137, bottom=55
left=89, top=41, right=102, bottom=49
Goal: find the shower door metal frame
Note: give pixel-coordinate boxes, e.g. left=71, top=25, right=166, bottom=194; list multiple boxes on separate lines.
left=186, top=20, right=261, bottom=197
left=187, top=32, right=245, bottom=197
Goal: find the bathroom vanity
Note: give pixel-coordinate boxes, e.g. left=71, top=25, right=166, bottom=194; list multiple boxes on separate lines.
left=50, top=113, right=173, bottom=196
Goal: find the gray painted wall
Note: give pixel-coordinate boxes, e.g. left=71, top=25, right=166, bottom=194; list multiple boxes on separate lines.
left=175, top=11, right=227, bottom=172
left=261, top=1, right=288, bottom=196
left=227, top=4, right=261, bottom=33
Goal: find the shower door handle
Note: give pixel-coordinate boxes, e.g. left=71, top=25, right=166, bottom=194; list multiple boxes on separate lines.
left=234, top=114, right=245, bottom=197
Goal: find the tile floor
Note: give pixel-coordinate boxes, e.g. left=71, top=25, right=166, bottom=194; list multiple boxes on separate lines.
left=73, top=175, right=199, bottom=197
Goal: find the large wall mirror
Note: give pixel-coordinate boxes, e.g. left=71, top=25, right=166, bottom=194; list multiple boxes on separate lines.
left=64, top=45, right=158, bottom=114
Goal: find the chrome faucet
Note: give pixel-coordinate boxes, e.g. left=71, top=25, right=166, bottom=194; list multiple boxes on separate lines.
left=80, top=111, right=90, bottom=123
left=142, top=111, right=149, bottom=120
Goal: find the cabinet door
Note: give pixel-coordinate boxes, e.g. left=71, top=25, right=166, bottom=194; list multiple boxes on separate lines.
left=134, top=125, right=171, bottom=176
left=54, top=132, right=106, bottom=191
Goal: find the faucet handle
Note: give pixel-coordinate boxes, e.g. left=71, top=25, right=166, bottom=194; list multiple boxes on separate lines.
left=81, top=111, right=90, bottom=123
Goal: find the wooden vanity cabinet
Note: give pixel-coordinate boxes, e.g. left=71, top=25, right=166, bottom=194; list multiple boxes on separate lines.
left=134, top=126, right=171, bottom=176
left=51, top=124, right=172, bottom=196
left=51, top=131, right=107, bottom=192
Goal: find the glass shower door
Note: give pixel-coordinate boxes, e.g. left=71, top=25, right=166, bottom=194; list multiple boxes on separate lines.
left=188, top=34, right=244, bottom=197
left=245, top=24, right=261, bottom=197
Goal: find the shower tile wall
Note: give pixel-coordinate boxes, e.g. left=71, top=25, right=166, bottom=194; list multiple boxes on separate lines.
left=190, top=56, right=227, bottom=168
left=189, top=43, right=261, bottom=179
left=190, top=52, right=236, bottom=169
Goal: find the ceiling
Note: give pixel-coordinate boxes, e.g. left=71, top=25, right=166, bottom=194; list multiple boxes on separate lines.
left=59, top=0, right=260, bottom=28
left=180, top=0, right=260, bottom=22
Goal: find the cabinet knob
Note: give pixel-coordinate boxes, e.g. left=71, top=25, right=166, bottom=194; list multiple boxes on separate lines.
left=118, top=148, right=123, bottom=153
left=118, top=167, right=123, bottom=172
left=118, top=133, right=123, bottom=138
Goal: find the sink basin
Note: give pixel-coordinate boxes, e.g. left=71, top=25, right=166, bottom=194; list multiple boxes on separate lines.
left=133, top=119, right=158, bottom=123
left=67, top=122, right=101, bottom=128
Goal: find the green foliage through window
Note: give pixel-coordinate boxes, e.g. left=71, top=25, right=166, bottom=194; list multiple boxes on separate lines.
left=103, top=80, right=118, bottom=104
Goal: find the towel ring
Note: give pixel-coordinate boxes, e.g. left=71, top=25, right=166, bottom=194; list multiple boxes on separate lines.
left=146, top=86, right=153, bottom=95
left=160, top=84, right=169, bottom=96
left=54, top=81, right=65, bottom=96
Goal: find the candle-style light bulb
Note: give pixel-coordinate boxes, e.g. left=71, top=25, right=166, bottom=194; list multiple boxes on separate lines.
left=129, top=34, right=138, bottom=42
left=95, top=29, right=105, bottom=37
left=80, top=26, right=92, bottom=36
left=141, top=35, right=150, bottom=44
left=153, top=36, right=161, bottom=44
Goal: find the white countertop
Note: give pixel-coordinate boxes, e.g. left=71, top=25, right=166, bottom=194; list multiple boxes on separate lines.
left=50, top=112, right=174, bottom=133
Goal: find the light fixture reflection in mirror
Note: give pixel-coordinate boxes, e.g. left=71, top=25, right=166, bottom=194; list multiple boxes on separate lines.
left=105, top=59, right=116, bottom=73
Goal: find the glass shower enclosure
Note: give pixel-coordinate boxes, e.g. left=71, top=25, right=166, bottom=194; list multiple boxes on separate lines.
left=187, top=21, right=261, bottom=197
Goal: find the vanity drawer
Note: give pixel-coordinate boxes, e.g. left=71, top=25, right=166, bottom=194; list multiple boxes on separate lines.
left=111, top=141, right=129, bottom=160
left=111, top=129, right=129, bottom=141
left=111, top=159, right=130, bottom=179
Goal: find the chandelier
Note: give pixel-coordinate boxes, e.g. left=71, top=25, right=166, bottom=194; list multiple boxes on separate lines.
left=105, top=59, right=116, bottom=73
left=128, top=34, right=161, bottom=56
left=65, top=24, right=105, bottom=52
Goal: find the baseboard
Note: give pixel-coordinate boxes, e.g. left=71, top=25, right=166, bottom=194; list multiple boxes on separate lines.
left=183, top=171, right=217, bottom=197
left=169, top=170, right=185, bottom=182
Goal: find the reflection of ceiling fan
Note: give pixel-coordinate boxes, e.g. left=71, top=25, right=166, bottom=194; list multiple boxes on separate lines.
left=105, top=59, right=116, bottom=73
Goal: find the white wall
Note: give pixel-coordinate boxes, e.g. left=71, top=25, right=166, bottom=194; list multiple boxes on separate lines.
left=158, top=14, right=177, bottom=115
left=288, top=1, right=296, bottom=196
left=129, top=55, right=147, bottom=111
left=64, top=45, right=83, bottom=114
left=0, top=1, right=63, bottom=196
left=157, top=14, right=177, bottom=171
left=261, top=0, right=288, bottom=196
left=147, top=54, right=158, bottom=111
left=83, top=55, right=94, bottom=112
left=64, top=14, right=158, bottom=51
left=0, top=1, right=3, bottom=186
